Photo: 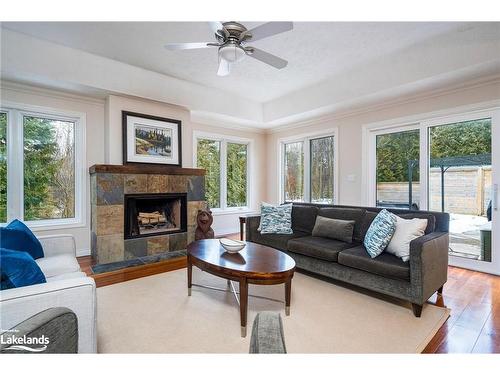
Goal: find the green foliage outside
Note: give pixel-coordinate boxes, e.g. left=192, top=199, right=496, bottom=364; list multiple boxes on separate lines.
left=226, top=143, right=247, bottom=207
left=0, top=113, right=7, bottom=222
left=0, top=115, right=75, bottom=223
left=429, top=119, right=491, bottom=159
left=376, top=119, right=491, bottom=184
left=23, top=116, right=75, bottom=220
left=376, top=129, right=420, bottom=183
left=197, top=139, right=221, bottom=208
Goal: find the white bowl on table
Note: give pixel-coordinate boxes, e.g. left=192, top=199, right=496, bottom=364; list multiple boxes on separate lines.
left=219, top=238, right=246, bottom=253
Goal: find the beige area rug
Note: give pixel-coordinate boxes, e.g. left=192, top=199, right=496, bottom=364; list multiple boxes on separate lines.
left=96, top=268, right=449, bottom=353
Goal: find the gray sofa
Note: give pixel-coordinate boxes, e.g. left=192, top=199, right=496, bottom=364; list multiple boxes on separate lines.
left=246, top=203, right=449, bottom=317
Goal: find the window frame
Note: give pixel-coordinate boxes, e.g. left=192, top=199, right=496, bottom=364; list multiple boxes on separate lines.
left=0, top=101, right=86, bottom=230
left=193, top=131, right=252, bottom=214
left=278, top=128, right=338, bottom=204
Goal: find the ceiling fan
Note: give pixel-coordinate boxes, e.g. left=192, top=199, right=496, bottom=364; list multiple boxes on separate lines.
left=164, top=21, right=293, bottom=76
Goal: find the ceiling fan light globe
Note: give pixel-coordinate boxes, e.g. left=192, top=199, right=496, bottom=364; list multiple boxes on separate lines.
left=219, top=44, right=246, bottom=63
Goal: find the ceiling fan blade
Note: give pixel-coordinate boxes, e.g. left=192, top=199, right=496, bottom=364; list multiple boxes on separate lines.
left=217, top=57, right=231, bottom=76
left=247, top=22, right=293, bottom=42
left=246, top=47, right=288, bottom=69
left=164, top=42, right=216, bottom=50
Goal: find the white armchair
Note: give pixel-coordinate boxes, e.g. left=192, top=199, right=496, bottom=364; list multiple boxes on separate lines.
left=0, top=234, right=97, bottom=353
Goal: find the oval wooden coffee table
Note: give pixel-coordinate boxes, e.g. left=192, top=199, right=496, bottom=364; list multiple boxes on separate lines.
left=187, top=239, right=296, bottom=337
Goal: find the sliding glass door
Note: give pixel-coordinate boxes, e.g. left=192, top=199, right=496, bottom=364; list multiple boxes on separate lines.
left=369, top=109, right=499, bottom=274
left=428, top=119, right=492, bottom=262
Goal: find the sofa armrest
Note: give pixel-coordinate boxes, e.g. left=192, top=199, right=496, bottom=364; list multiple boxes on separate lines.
left=0, top=277, right=97, bottom=353
left=1, top=307, right=78, bottom=353
left=409, top=231, right=449, bottom=304
left=245, top=215, right=261, bottom=242
left=37, top=234, right=76, bottom=258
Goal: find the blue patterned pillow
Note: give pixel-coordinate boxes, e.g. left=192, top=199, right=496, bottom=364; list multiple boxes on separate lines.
left=364, top=209, right=397, bottom=258
left=259, top=203, right=293, bottom=234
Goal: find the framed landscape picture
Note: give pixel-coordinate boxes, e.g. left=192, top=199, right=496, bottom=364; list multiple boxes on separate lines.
left=122, top=111, right=182, bottom=166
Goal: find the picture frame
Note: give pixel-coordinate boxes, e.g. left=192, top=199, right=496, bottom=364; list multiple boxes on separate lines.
left=122, top=111, right=182, bottom=166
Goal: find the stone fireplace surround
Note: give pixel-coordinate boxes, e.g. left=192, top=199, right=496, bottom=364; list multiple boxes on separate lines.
left=90, top=164, right=206, bottom=265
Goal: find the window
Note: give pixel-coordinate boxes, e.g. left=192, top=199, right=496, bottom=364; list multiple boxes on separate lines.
left=0, top=104, right=84, bottom=227
left=196, top=139, right=221, bottom=208
left=195, top=133, right=250, bottom=211
left=375, top=129, right=420, bottom=210
left=23, top=116, right=76, bottom=220
left=310, top=136, right=335, bottom=204
left=281, top=133, right=336, bottom=204
left=226, top=142, right=247, bottom=208
left=283, top=142, right=304, bottom=202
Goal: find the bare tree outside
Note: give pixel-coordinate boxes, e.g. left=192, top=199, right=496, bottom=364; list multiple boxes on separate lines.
left=310, top=136, right=335, bottom=203
left=284, top=142, right=304, bottom=202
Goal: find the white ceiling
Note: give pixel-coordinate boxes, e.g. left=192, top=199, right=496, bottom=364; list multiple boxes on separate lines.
left=1, top=21, right=488, bottom=103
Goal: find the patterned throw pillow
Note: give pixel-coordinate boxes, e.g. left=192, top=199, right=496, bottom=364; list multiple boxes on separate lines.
left=259, top=202, right=293, bottom=234
left=363, top=209, right=397, bottom=258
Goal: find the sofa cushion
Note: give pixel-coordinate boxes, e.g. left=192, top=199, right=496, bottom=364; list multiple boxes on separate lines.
left=0, top=248, right=46, bottom=290
left=312, top=216, right=355, bottom=243
left=355, top=211, right=378, bottom=242
left=252, top=231, right=308, bottom=251
left=287, top=236, right=358, bottom=262
left=398, top=213, right=436, bottom=234
left=338, top=245, right=410, bottom=281
left=291, top=205, right=319, bottom=233
left=35, top=254, right=81, bottom=278
left=318, top=207, right=366, bottom=241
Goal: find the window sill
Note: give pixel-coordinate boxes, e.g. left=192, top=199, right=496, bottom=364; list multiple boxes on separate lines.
left=211, top=208, right=258, bottom=217
left=25, top=219, right=86, bottom=232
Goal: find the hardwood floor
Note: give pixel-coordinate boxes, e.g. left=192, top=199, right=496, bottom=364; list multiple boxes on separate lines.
left=78, top=236, right=500, bottom=354
left=423, top=266, right=500, bottom=353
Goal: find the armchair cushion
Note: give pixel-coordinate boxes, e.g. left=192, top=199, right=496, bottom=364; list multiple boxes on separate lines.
left=0, top=248, right=46, bottom=290
left=35, top=254, right=81, bottom=279
left=0, top=219, right=44, bottom=259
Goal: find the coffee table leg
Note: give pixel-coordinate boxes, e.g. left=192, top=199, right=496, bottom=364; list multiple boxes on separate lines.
left=239, top=277, right=248, bottom=337
left=187, top=255, right=192, bottom=296
left=285, top=278, right=292, bottom=316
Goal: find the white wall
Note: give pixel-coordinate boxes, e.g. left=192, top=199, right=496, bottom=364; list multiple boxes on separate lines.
left=265, top=80, right=500, bottom=205
left=0, top=82, right=106, bottom=256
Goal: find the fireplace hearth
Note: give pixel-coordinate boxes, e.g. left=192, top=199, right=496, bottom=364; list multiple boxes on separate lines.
left=124, top=193, right=187, bottom=239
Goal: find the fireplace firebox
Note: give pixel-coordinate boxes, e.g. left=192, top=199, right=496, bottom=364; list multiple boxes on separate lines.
left=124, top=193, right=187, bottom=239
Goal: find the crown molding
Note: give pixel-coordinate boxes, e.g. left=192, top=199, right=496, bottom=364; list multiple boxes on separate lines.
left=0, top=80, right=106, bottom=106
left=265, top=74, right=500, bottom=134
left=190, top=110, right=266, bottom=134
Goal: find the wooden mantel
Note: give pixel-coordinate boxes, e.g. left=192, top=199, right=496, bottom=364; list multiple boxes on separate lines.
left=89, top=164, right=205, bottom=176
